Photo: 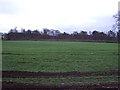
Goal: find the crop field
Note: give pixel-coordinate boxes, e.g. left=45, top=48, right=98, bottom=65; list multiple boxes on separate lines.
left=2, top=41, right=119, bottom=89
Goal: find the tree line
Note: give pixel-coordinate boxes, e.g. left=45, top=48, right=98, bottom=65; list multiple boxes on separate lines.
left=2, top=27, right=120, bottom=43
left=1, top=13, right=120, bottom=43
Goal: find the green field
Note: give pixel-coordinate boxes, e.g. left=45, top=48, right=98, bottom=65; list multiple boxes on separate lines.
left=2, top=41, right=119, bottom=85
left=2, top=41, right=118, bottom=72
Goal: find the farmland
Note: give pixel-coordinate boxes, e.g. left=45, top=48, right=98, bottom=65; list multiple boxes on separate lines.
left=2, top=41, right=119, bottom=88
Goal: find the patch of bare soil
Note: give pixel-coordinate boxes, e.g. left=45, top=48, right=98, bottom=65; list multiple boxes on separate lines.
left=2, top=81, right=119, bottom=89
left=2, top=70, right=119, bottom=78
left=2, top=70, right=119, bottom=89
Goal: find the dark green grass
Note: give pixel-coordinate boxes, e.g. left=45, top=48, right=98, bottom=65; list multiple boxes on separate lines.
left=2, top=41, right=118, bottom=72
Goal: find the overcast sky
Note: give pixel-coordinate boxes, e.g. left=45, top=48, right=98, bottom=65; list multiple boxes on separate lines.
left=0, top=0, right=119, bottom=33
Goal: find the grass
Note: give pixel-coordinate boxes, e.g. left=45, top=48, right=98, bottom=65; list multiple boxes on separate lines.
left=2, top=41, right=118, bottom=72
left=2, top=41, right=119, bottom=85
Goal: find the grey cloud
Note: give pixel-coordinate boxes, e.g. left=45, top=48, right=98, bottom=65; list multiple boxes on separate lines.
left=0, top=0, right=21, bottom=15
left=54, top=16, right=114, bottom=33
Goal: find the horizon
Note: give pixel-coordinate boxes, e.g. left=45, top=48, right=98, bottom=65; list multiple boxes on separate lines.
left=0, top=27, right=118, bottom=35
